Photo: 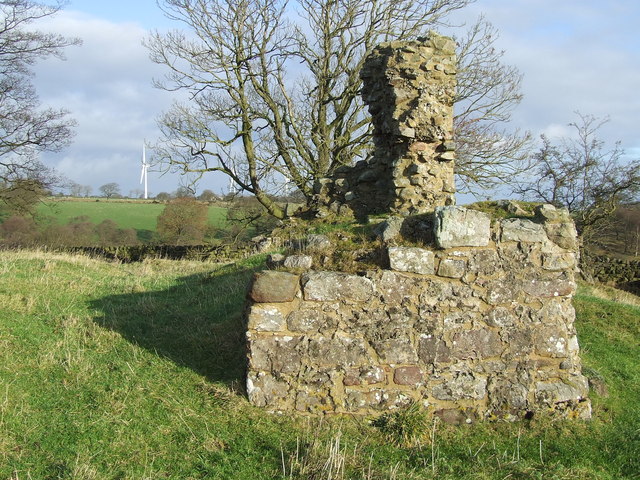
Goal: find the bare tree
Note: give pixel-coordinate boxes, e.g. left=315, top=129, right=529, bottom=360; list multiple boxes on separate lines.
left=99, top=182, right=121, bottom=199
left=454, top=17, right=531, bottom=194
left=0, top=1, right=81, bottom=187
left=515, top=113, right=640, bottom=241
left=68, top=180, right=83, bottom=197
left=147, top=0, right=524, bottom=217
left=156, top=197, right=208, bottom=245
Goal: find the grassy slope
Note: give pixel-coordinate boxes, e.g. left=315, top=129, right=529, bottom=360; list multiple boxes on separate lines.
left=0, top=251, right=638, bottom=479
left=37, top=198, right=228, bottom=232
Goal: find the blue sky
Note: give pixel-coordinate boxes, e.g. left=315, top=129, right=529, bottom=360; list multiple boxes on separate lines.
left=67, top=0, right=169, bottom=28
left=31, top=0, right=640, bottom=200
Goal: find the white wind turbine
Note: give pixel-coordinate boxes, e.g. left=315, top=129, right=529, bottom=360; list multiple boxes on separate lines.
left=140, top=143, right=149, bottom=199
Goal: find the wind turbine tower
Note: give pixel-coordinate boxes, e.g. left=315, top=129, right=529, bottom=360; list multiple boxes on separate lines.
left=140, top=143, right=149, bottom=199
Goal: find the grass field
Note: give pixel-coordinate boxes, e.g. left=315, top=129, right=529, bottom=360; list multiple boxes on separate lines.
left=37, top=198, right=228, bottom=234
left=0, top=250, right=638, bottom=479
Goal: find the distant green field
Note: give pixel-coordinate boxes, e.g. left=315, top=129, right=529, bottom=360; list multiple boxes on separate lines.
left=37, top=198, right=228, bottom=232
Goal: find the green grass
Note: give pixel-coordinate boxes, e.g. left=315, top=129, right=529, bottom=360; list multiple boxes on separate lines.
left=37, top=198, right=228, bottom=234
left=0, top=251, right=638, bottom=479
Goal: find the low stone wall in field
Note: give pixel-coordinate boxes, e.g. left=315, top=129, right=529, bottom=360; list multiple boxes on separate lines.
left=244, top=205, right=592, bottom=421
left=582, top=254, right=640, bottom=285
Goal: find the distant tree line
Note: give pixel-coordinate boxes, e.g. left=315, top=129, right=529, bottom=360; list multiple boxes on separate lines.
left=0, top=216, right=139, bottom=248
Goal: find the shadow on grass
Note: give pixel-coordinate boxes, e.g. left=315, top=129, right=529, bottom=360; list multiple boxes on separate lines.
left=90, top=261, right=263, bottom=387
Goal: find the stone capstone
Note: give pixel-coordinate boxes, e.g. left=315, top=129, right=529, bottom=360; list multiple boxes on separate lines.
left=388, top=246, right=435, bottom=275
left=249, top=271, right=300, bottom=303
left=501, top=218, right=548, bottom=243
left=302, top=272, right=374, bottom=302
left=434, top=207, right=491, bottom=248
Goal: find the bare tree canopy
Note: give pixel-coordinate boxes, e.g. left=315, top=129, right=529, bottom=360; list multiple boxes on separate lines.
left=454, top=16, right=531, bottom=194
left=0, top=0, right=80, bottom=187
left=99, top=182, right=121, bottom=199
left=515, top=112, right=640, bottom=240
left=147, top=0, right=526, bottom=217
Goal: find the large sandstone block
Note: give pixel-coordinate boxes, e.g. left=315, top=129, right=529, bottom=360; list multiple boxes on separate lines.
left=388, top=246, right=435, bottom=275
left=302, top=272, right=374, bottom=302
left=249, top=271, right=300, bottom=303
left=434, top=207, right=491, bottom=248
left=501, top=218, right=548, bottom=243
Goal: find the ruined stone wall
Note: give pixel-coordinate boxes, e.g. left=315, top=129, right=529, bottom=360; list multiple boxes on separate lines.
left=314, top=33, right=456, bottom=218
left=245, top=205, right=591, bottom=420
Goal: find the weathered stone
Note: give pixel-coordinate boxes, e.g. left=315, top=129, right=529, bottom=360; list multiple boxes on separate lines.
left=502, top=327, right=534, bottom=357
left=432, top=372, right=487, bottom=401
left=418, top=335, right=451, bottom=364
left=468, top=249, right=501, bottom=275
left=544, top=222, right=579, bottom=250
left=303, top=272, right=374, bottom=302
left=394, top=366, right=423, bottom=385
left=535, top=204, right=571, bottom=222
left=451, top=329, right=502, bottom=360
left=535, top=377, right=589, bottom=405
left=542, top=252, right=577, bottom=271
left=485, top=306, right=516, bottom=328
left=373, top=216, right=404, bottom=242
left=287, top=308, right=335, bottom=333
left=248, top=334, right=304, bottom=374
left=437, top=258, right=466, bottom=278
left=252, top=235, right=274, bottom=253
left=308, top=336, right=369, bottom=367
left=522, top=277, right=576, bottom=298
left=343, top=366, right=386, bottom=386
left=375, top=270, right=421, bottom=305
left=295, top=390, right=334, bottom=413
left=244, top=37, right=589, bottom=420
left=534, top=324, right=570, bottom=358
left=382, top=390, right=415, bottom=410
left=345, top=388, right=384, bottom=410
left=497, top=199, right=528, bottom=216
left=371, top=336, right=418, bottom=364
left=388, top=246, right=435, bottom=275
left=485, top=279, right=517, bottom=306
left=487, top=375, right=530, bottom=414
left=246, top=372, right=290, bottom=408
left=250, top=271, right=300, bottom=303
left=434, top=207, right=491, bottom=248
left=298, top=367, right=332, bottom=387
left=247, top=304, right=287, bottom=332
left=501, top=218, right=548, bottom=243
left=284, top=255, right=313, bottom=270
left=538, top=298, right=576, bottom=324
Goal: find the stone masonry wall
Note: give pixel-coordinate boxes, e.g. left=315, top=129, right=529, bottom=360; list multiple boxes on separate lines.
left=314, top=32, right=456, bottom=218
left=245, top=205, right=591, bottom=421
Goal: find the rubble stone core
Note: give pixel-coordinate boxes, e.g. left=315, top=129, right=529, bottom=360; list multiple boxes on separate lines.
left=314, top=32, right=457, bottom=218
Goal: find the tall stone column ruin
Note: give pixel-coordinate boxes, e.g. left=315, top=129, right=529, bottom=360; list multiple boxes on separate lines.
left=315, top=32, right=457, bottom=217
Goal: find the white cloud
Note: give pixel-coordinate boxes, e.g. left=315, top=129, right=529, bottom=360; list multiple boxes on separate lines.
left=32, top=11, right=193, bottom=195
left=449, top=0, right=640, bottom=151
